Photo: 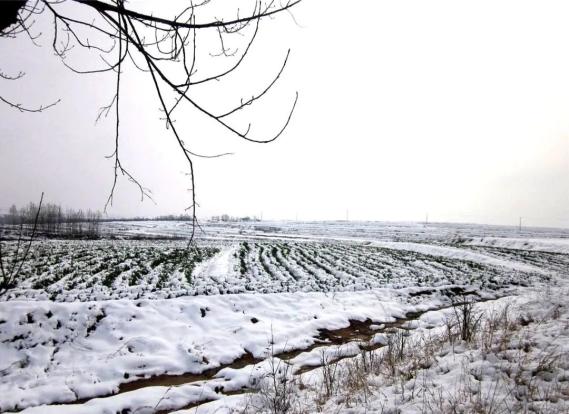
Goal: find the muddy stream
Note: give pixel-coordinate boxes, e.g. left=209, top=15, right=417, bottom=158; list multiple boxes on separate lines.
left=37, top=292, right=504, bottom=413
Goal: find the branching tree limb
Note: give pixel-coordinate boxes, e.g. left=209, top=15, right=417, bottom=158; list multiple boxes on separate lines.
left=1, top=0, right=301, bottom=245
left=0, top=95, right=61, bottom=113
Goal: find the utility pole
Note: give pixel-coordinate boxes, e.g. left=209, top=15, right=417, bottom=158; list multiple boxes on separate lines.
left=519, top=217, right=522, bottom=232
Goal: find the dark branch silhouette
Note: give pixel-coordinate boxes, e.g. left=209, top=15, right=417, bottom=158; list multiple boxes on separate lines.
left=0, top=95, right=60, bottom=113
left=1, top=0, right=301, bottom=245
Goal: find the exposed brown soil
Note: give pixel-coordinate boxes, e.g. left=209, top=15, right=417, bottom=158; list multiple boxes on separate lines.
left=118, top=351, right=260, bottom=393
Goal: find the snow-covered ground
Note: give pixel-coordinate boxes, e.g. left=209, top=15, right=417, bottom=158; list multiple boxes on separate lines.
left=99, top=220, right=569, bottom=246
left=198, top=281, right=569, bottom=414
left=2, top=235, right=561, bottom=301
left=0, top=221, right=567, bottom=413
left=0, top=287, right=477, bottom=412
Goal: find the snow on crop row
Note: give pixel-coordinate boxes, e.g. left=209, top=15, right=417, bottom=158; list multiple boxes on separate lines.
left=0, top=222, right=566, bottom=412
left=1, top=237, right=556, bottom=302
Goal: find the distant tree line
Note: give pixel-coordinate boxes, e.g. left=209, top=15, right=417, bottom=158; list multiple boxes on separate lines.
left=154, top=214, right=194, bottom=222
left=1, top=202, right=102, bottom=238
left=1, top=202, right=263, bottom=239
left=210, top=214, right=260, bottom=223
left=104, top=214, right=262, bottom=222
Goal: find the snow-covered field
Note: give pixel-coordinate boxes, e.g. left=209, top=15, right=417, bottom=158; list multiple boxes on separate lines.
left=0, top=221, right=567, bottom=413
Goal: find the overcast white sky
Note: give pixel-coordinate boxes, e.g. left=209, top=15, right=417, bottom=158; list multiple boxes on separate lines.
left=1, top=0, right=568, bottom=228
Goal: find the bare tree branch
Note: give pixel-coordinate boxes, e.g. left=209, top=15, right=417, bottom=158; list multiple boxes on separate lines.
left=0, top=95, right=60, bottom=113
left=1, top=0, right=302, bottom=246
left=74, top=0, right=301, bottom=30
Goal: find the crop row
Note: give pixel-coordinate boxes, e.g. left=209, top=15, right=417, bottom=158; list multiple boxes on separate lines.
left=227, top=241, right=548, bottom=294
left=0, top=239, right=553, bottom=301
left=1, top=240, right=221, bottom=301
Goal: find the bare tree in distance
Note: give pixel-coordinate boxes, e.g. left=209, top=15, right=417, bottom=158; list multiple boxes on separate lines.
left=1, top=0, right=302, bottom=244
left=0, top=193, right=43, bottom=297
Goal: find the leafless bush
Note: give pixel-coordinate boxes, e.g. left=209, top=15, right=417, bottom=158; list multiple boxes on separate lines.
left=445, top=296, right=484, bottom=343
left=477, top=304, right=503, bottom=352
left=342, top=355, right=372, bottom=406
left=319, top=348, right=340, bottom=399
left=383, top=329, right=408, bottom=375
left=252, top=338, right=298, bottom=414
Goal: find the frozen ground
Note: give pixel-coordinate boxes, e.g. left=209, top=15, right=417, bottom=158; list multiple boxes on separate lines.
left=99, top=220, right=569, bottom=245
left=202, top=281, right=569, bottom=414
left=3, top=220, right=566, bottom=301
left=0, top=220, right=567, bottom=413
